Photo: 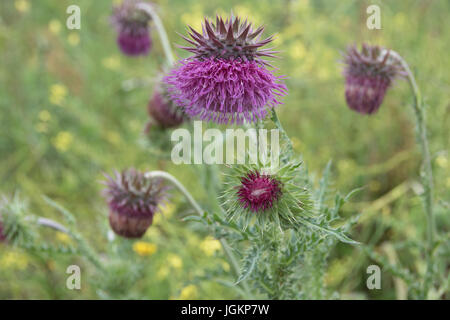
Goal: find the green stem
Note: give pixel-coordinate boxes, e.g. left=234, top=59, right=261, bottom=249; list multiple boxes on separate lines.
left=391, top=51, right=435, bottom=297
left=145, top=170, right=254, bottom=299
left=137, top=3, right=175, bottom=67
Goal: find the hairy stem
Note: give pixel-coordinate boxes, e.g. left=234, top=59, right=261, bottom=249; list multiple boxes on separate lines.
left=137, top=3, right=175, bottom=67
left=391, top=51, right=435, bottom=297
left=145, top=170, right=253, bottom=299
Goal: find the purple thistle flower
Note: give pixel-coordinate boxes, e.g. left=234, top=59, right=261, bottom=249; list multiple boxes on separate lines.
left=111, top=0, right=152, bottom=56
left=0, top=221, right=6, bottom=243
left=237, top=170, right=282, bottom=213
left=164, top=15, right=287, bottom=124
left=102, top=168, right=168, bottom=238
left=343, top=44, right=405, bottom=114
left=146, top=84, right=187, bottom=130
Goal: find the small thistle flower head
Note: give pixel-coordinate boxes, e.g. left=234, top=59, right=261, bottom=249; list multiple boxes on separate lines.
left=102, top=168, right=168, bottom=238
left=223, top=161, right=312, bottom=231
left=146, top=83, right=188, bottom=130
left=111, top=0, right=152, bottom=56
left=342, top=44, right=405, bottom=114
left=164, top=14, right=287, bottom=124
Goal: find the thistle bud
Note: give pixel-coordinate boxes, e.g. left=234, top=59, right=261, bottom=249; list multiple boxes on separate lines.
left=111, top=0, right=152, bottom=56
left=342, top=44, right=405, bottom=114
left=102, top=168, right=168, bottom=238
left=0, top=202, right=6, bottom=242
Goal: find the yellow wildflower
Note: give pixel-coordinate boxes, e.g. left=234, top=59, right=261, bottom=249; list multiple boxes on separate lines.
left=48, top=19, right=62, bottom=35
left=199, top=236, right=222, bottom=257
left=47, top=260, right=56, bottom=271
left=381, top=206, right=391, bottom=216
left=168, top=253, right=183, bottom=269
left=52, top=131, right=73, bottom=152
left=179, top=284, right=198, bottom=300
left=68, top=32, right=80, bottom=46
left=133, top=241, right=158, bottom=257
left=102, top=56, right=121, bottom=71
left=49, top=84, right=68, bottom=106
left=15, top=0, right=30, bottom=13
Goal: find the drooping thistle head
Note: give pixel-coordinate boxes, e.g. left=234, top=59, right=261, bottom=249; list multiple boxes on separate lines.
left=164, top=14, right=287, bottom=124
left=111, top=0, right=152, bottom=56
left=146, top=82, right=188, bottom=130
left=342, top=44, right=405, bottom=114
left=223, top=161, right=312, bottom=231
left=102, top=168, right=168, bottom=238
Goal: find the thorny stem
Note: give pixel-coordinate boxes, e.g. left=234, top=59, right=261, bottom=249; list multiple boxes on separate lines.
left=391, top=51, right=435, bottom=297
left=145, top=170, right=254, bottom=299
left=137, top=3, right=175, bottom=67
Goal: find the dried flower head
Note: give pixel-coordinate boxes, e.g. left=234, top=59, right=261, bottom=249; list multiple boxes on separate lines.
left=342, top=44, right=405, bottom=114
left=102, top=168, right=168, bottom=238
left=164, top=14, right=287, bottom=124
left=146, top=83, right=188, bottom=130
left=111, top=0, right=152, bottom=56
left=223, top=161, right=311, bottom=231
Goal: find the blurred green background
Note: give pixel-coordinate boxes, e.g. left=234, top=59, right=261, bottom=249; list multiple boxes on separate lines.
left=0, top=0, right=448, bottom=299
